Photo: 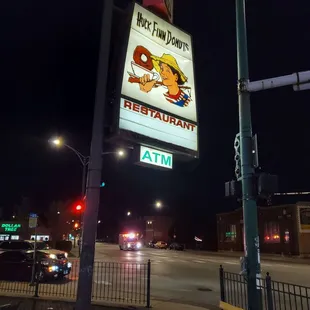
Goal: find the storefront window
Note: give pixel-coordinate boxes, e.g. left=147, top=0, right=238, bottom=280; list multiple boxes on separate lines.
left=264, top=222, right=280, bottom=243
left=225, top=224, right=237, bottom=242
left=284, top=229, right=290, bottom=243
left=0, top=235, right=10, bottom=241
left=30, top=235, right=50, bottom=241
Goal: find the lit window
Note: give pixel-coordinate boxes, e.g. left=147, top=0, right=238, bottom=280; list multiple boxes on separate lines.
left=225, top=224, right=237, bottom=242
left=11, top=235, right=19, bottom=240
left=284, top=229, right=290, bottom=243
left=264, top=222, right=280, bottom=243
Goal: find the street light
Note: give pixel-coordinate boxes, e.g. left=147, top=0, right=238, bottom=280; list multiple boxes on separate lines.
left=127, top=211, right=131, bottom=216
left=49, top=137, right=125, bottom=197
left=118, top=149, right=125, bottom=157
left=98, top=220, right=101, bottom=224
left=155, top=201, right=162, bottom=209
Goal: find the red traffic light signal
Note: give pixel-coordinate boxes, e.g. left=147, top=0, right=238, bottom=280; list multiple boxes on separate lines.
left=73, top=201, right=84, bottom=212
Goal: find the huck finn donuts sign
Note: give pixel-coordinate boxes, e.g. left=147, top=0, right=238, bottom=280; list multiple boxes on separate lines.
left=119, top=3, right=198, bottom=152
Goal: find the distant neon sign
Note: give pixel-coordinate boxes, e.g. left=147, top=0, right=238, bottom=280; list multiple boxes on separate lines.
left=1, top=223, right=21, bottom=232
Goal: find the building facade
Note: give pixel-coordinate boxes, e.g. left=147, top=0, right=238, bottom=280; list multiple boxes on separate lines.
left=217, top=202, right=310, bottom=256
left=0, top=220, right=51, bottom=241
left=144, top=216, right=173, bottom=243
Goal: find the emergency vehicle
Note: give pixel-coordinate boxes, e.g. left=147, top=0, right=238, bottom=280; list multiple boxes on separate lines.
left=119, top=232, right=142, bottom=251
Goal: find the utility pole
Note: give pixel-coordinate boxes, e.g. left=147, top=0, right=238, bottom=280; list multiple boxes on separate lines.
left=235, top=0, right=261, bottom=309
left=75, top=1, right=113, bottom=309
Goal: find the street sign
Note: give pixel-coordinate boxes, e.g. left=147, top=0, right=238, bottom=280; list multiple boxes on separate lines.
left=139, top=146, right=173, bottom=169
left=29, top=213, right=38, bottom=228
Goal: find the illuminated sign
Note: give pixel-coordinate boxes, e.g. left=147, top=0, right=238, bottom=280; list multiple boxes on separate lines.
left=119, top=3, right=198, bottom=152
left=140, top=145, right=173, bottom=169
left=1, top=223, right=21, bottom=232
left=143, top=0, right=174, bottom=22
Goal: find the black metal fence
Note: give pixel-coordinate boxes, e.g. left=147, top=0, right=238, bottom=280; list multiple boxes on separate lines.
left=0, top=260, right=151, bottom=307
left=219, top=265, right=310, bottom=309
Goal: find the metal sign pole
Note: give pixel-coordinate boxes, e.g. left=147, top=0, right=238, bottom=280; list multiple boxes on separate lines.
left=30, top=222, right=38, bottom=285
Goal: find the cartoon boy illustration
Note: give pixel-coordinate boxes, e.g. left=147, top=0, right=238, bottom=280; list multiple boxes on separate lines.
left=139, top=54, right=191, bottom=108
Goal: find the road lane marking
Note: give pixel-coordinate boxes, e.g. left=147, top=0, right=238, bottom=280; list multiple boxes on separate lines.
left=261, top=263, right=272, bottom=267
left=93, top=281, right=112, bottom=285
left=224, top=261, right=238, bottom=265
left=206, top=259, right=219, bottom=263
left=193, top=260, right=205, bottom=264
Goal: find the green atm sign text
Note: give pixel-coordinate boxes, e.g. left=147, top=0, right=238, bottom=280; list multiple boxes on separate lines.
left=140, top=146, right=173, bottom=169
left=1, top=223, right=21, bottom=232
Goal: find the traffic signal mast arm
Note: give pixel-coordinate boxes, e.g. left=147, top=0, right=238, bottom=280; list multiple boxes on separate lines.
left=244, top=70, right=310, bottom=92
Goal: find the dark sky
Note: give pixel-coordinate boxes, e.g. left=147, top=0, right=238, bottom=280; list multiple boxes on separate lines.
left=1, top=1, right=310, bottom=240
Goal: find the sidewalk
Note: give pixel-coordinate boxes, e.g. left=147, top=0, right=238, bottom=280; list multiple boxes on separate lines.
left=187, top=249, right=310, bottom=265
left=151, top=299, right=216, bottom=309
left=69, top=246, right=80, bottom=258
left=0, top=295, right=215, bottom=310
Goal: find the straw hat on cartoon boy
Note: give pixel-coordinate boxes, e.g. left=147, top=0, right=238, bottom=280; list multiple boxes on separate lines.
left=150, top=53, right=188, bottom=85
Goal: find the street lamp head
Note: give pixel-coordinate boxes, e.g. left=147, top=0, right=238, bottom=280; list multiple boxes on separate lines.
left=117, top=149, right=125, bottom=157
left=98, top=220, right=101, bottom=224
left=127, top=211, right=131, bottom=216
left=155, top=201, right=162, bottom=208
left=49, top=137, right=63, bottom=147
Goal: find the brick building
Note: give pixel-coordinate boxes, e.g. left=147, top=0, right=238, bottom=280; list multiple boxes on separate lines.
left=217, top=202, right=310, bottom=256
left=120, top=216, right=174, bottom=244
left=144, top=216, right=174, bottom=244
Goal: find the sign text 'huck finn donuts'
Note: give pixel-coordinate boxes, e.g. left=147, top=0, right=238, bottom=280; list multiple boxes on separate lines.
left=119, top=3, right=198, bottom=153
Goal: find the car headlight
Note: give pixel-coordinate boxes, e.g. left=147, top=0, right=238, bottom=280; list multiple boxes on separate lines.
left=48, top=265, right=58, bottom=272
left=49, top=254, right=57, bottom=259
left=64, top=252, right=68, bottom=258
left=136, top=242, right=141, bottom=248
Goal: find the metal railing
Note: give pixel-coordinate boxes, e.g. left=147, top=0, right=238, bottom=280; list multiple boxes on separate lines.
left=0, top=260, right=151, bottom=307
left=219, top=265, right=310, bottom=309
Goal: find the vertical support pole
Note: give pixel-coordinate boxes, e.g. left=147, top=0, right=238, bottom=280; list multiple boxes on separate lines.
left=33, top=263, right=40, bottom=298
left=75, top=1, right=113, bottom=309
left=31, top=226, right=38, bottom=284
left=266, top=273, right=274, bottom=310
left=235, top=0, right=262, bottom=309
left=147, top=259, right=151, bottom=308
left=219, top=265, right=226, bottom=302
left=79, top=160, right=87, bottom=256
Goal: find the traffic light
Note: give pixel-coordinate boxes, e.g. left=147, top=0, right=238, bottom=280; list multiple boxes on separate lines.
left=73, top=201, right=84, bottom=212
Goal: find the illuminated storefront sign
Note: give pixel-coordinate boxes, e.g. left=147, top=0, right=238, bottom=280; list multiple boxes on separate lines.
left=119, top=3, right=198, bottom=153
left=140, top=145, right=173, bottom=169
left=1, top=223, right=22, bottom=232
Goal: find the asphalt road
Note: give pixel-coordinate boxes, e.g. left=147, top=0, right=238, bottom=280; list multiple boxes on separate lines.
left=1, top=244, right=310, bottom=309
left=93, top=243, right=310, bottom=309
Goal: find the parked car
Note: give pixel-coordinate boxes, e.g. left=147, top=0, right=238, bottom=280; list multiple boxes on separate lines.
left=169, top=242, right=185, bottom=251
left=0, top=250, right=72, bottom=281
left=155, top=241, right=168, bottom=249
left=148, top=240, right=156, bottom=248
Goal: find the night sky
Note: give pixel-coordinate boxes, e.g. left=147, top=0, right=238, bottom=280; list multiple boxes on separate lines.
left=1, top=1, right=310, bottom=245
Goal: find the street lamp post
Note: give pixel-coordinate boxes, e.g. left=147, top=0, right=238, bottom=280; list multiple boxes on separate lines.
left=50, top=138, right=125, bottom=256
left=50, top=138, right=125, bottom=197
